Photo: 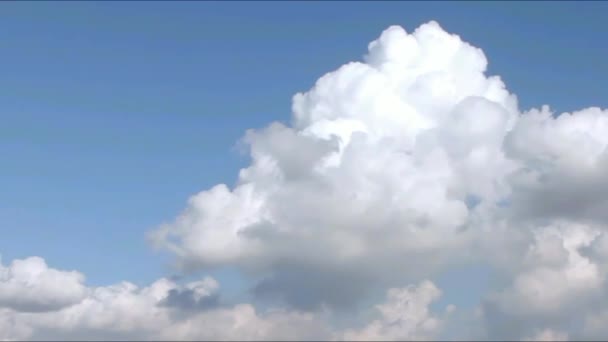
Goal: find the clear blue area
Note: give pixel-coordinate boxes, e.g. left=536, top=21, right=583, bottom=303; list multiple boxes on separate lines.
left=1, top=1, right=607, bottom=304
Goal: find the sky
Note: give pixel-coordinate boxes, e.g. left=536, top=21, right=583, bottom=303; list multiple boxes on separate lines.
left=2, top=1, right=608, bottom=341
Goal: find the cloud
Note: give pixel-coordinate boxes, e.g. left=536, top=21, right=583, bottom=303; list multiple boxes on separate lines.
left=339, top=281, right=446, bottom=341
left=480, top=221, right=608, bottom=340
left=504, top=106, right=608, bottom=224
left=0, top=256, right=448, bottom=341
left=523, top=329, right=569, bottom=341
left=0, top=256, right=324, bottom=340
left=490, top=222, right=601, bottom=316
left=148, top=21, right=520, bottom=310
left=160, top=277, right=221, bottom=312
left=144, top=21, right=608, bottom=339
left=0, top=257, right=87, bottom=312
left=583, top=309, right=608, bottom=339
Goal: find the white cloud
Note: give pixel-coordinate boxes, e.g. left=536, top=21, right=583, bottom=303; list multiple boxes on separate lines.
left=0, top=256, right=325, bottom=340
left=0, top=256, right=449, bottom=341
left=504, top=106, right=608, bottom=224
left=339, top=281, right=447, bottom=341
left=148, top=21, right=522, bottom=310
left=145, top=21, right=608, bottom=339
left=480, top=221, right=608, bottom=339
left=491, top=222, right=602, bottom=316
left=0, top=257, right=87, bottom=312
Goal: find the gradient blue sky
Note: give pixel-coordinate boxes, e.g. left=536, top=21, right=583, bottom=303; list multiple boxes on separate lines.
left=2, top=1, right=607, bottom=303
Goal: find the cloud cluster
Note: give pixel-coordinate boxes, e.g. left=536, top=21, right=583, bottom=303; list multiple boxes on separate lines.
left=0, top=257, right=446, bottom=341
left=3, top=20, right=608, bottom=340
left=480, top=222, right=608, bottom=339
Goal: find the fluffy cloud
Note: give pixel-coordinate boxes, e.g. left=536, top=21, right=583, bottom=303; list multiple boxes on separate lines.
left=0, top=257, right=87, bottom=312
left=339, top=281, right=447, bottom=341
left=0, top=256, right=447, bottom=341
left=148, top=21, right=521, bottom=310
left=504, top=106, right=608, bottom=224
left=492, top=222, right=602, bottom=315
left=480, top=221, right=606, bottom=339
left=145, top=21, right=608, bottom=339
left=0, top=256, right=303, bottom=340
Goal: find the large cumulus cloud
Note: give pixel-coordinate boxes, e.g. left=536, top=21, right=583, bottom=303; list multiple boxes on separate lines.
left=146, top=20, right=608, bottom=339
left=148, top=21, right=522, bottom=310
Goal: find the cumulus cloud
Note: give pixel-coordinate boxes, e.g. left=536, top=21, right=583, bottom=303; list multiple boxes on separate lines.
left=0, top=256, right=316, bottom=340
left=480, top=221, right=606, bottom=339
left=0, top=256, right=448, bottom=341
left=492, top=222, right=601, bottom=315
left=339, top=281, right=447, bottom=341
left=144, top=21, right=608, bottom=340
left=504, top=106, right=608, bottom=224
left=0, top=257, right=87, bottom=312
left=148, top=21, right=521, bottom=310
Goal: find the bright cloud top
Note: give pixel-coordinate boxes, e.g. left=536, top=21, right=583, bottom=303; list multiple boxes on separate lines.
left=4, top=21, right=608, bottom=340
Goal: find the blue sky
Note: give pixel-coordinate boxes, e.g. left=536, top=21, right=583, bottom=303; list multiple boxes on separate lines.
left=2, top=0, right=608, bottom=303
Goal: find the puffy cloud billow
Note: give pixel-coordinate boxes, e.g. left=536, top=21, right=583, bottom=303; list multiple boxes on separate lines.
left=0, top=256, right=439, bottom=341
left=0, top=257, right=87, bottom=313
left=3, top=21, right=608, bottom=340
